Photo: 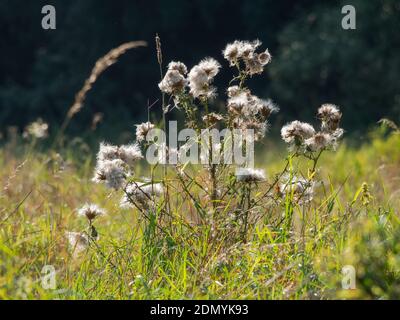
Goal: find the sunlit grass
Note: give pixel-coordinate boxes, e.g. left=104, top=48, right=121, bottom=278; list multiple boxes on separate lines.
left=1, top=130, right=399, bottom=299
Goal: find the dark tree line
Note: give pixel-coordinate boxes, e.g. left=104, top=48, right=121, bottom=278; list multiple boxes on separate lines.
left=1, top=0, right=399, bottom=140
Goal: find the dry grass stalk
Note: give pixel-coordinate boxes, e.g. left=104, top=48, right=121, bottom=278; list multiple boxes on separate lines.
left=55, top=41, right=147, bottom=146
left=68, top=41, right=147, bottom=118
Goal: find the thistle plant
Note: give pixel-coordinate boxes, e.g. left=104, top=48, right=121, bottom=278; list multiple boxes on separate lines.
left=8, top=36, right=399, bottom=301
left=73, top=39, right=343, bottom=255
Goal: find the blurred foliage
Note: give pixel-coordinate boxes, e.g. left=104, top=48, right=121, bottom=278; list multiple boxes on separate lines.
left=0, top=0, right=399, bottom=140
left=317, top=214, right=400, bottom=299
left=270, top=0, right=400, bottom=132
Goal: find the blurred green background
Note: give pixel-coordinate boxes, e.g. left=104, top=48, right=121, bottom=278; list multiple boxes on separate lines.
left=1, top=0, right=399, bottom=141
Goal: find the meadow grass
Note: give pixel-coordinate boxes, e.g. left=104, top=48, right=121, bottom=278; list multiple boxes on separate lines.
left=1, top=129, right=399, bottom=300
left=1, top=39, right=399, bottom=300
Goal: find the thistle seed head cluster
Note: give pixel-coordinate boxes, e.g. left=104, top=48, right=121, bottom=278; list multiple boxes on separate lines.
left=317, top=104, right=342, bottom=132
left=97, top=142, right=143, bottom=165
left=188, top=58, right=221, bottom=99
left=202, top=112, right=224, bottom=125
left=23, top=118, right=49, bottom=139
left=236, top=168, right=266, bottom=183
left=80, top=39, right=346, bottom=246
left=281, top=121, right=316, bottom=146
left=158, top=61, right=188, bottom=95
left=120, top=181, right=164, bottom=209
left=158, top=58, right=221, bottom=100
left=93, top=142, right=143, bottom=190
left=92, top=158, right=126, bottom=190
left=281, top=104, right=343, bottom=152
left=223, top=40, right=271, bottom=75
left=135, top=122, right=155, bottom=142
left=227, top=86, right=278, bottom=141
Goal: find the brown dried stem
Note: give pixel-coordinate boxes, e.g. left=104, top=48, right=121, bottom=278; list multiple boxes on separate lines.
left=54, top=40, right=147, bottom=147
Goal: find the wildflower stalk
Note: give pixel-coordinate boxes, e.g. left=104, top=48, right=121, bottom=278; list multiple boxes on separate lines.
left=155, top=34, right=171, bottom=217
left=203, top=99, right=218, bottom=212
left=124, top=187, right=169, bottom=236
left=311, top=150, right=323, bottom=174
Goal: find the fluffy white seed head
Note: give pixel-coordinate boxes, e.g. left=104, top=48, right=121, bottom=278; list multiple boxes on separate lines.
left=305, top=132, right=333, bottom=152
left=223, top=41, right=241, bottom=65
left=238, top=40, right=261, bottom=59
left=202, top=112, right=224, bottom=125
left=281, top=121, right=316, bottom=145
left=120, top=181, right=164, bottom=208
left=188, top=58, right=220, bottom=99
left=236, top=168, right=266, bottom=182
left=227, top=85, right=241, bottom=98
left=97, top=142, right=142, bottom=166
left=258, top=49, right=272, bottom=66
left=167, top=61, right=188, bottom=75
left=97, top=142, right=119, bottom=162
left=77, top=203, right=106, bottom=221
left=228, top=93, right=249, bottom=115
left=223, top=40, right=270, bottom=75
left=135, top=122, right=155, bottom=143
left=66, top=231, right=89, bottom=254
left=227, top=88, right=277, bottom=120
left=317, top=104, right=342, bottom=132
left=118, top=143, right=143, bottom=165
left=158, top=69, right=188, bottom=94
left=23, top=118, right=49, bottom=139
left=255, top=98, right=279, bottom=119
left=92, top=159, right=126, bottom=190
left=245, top=56, right=264, bottom=75
left=197, top=57, right=221, bottom=79
left=188, top=65, right=209, bottom=98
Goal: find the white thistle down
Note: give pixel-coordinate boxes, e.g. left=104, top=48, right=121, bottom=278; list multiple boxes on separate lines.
left=317, top=104, right=342, bottom=132
left=92, top=159, right=127, bottom=190
left=227, top=87, right=278, bottom=142
left=304, top=132, right=333, bottom=152
left=77, top=203, right=106, bottom=221
left=227, top=88, right=278, bottom=119
left=223, top=41, right=241, bottom=66
left=23, top=118, right=49, bottom=139
left=118, top=143, right=143, bottom=165
left=158, top=61, right=188, bottom=94
left=120, top=181, right=164, bottom=208
left=197, top=57, right=221, bottom=79
left=97, top=142, right=142, bottom=165
left=227, top=85, right=241, bottom=98
left=202, top=112, right=224, bottom=125
left=167, top=61, right=188, bottom=75
left=188, top=58, right=220, bottom=99
left=66, top=231, right=89, bottom=254
left=236, top=168, right=266, bottom=182
left=281, top=121, right=316, bottom=146
left=223, top=40, right=271, bottom=75
left=97, top=142, right=119, bottom=161
left=135, top=122, right=155, bottom=142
